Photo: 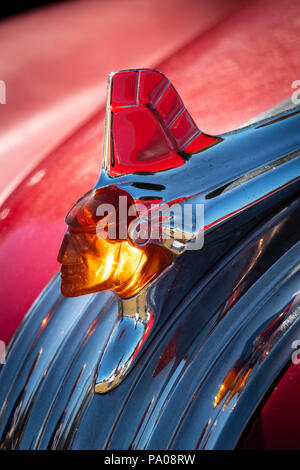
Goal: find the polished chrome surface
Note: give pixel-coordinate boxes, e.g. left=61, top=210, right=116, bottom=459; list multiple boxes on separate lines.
left=1, top=191, right=300, bottom=448
left=57, top=70, right=300, bottom=395
left=93, top=103, right=300, bottom=394
left=1, top=73, right=300, bottom=447
left=102, top=73, right=113, bottom=176
left=97, top=106, right=300, bottom=248
left=95, top=288, right=154, bottom=393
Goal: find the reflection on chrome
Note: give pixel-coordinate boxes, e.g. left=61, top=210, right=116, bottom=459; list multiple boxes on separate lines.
left=214, top=293, right=300, bottom=410
left=95, top=287, right=155, bottom=393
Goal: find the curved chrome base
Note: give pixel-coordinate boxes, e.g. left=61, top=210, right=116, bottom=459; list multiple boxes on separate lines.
left=95, top=289, right=154, bottom=393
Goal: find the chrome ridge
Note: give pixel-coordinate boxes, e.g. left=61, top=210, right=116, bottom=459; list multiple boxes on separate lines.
left=95, top=288, right=153, bottom=394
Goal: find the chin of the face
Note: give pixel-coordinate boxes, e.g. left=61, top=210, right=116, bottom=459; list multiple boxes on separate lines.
left=61, top=281, right=98, bottom=297
left=60, top=280, right=81, bottom=297
left=60, top=274, right=112, bottom=297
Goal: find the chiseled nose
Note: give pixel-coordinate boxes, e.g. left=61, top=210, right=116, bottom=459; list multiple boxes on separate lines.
left=57, top=230, right=82, bottom=265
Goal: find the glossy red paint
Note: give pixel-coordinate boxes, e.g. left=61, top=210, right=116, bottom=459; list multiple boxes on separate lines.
left=1, top=0, right=300, bottom=345
left=0, top=111, right=104, bottom=344
left=110, top=70, right=215, bottom=176
left=159, top=0, right=300, bottom=135
left=0, top=0, right=241, bottom=205
left=241, top=362, right=300, bottom=449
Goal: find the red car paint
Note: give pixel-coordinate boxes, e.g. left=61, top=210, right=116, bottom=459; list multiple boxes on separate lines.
left=241, top=362, right=300, bottom=449
left=0, top=0, right=248, bottom=344
left=0, top=0, right=241, bottom=206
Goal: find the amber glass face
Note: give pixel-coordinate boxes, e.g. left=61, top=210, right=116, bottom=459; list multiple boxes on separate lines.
left=57, top=186, right=171, bottom=298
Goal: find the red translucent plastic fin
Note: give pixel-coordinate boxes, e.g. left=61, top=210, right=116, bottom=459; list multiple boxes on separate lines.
left=138, top=70, right=168, bottom=106
left=155, top=85, right=184, bottom=126
left=169, top=110, right=199, bottom=149
left=111, top=70, right=138, bottom=108
left=183, top=132, right=217, bottom=154
left=107, top=69, right=216, bottom=176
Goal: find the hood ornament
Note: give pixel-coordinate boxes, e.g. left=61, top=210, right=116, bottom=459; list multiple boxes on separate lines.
left=57, top=69, right=300, bottom=394
left=57, top=69, right=218, bottom=393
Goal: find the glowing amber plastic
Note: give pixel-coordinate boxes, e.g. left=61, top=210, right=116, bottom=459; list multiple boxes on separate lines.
left=57, top=186, right=172, bottom=298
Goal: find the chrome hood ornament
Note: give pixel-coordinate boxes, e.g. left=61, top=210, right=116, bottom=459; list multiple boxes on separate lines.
left=58, top=69, right=217, bottom=301
left=1, top=71, right=300, bottom=448
left=57, top=69, right=300, bottom=394
left=57, top=69, right=219, bottom=394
